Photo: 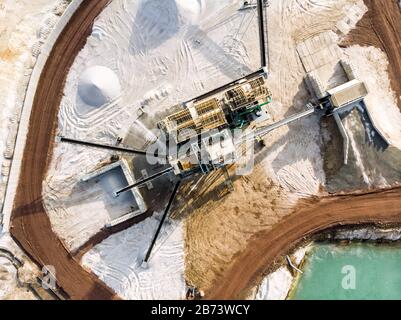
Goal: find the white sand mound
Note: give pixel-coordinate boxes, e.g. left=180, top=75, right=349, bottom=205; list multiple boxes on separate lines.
left=78, top=66, right=121, bottom=107
left=82, top=215, right=186, bottom=300
left=176, top=0, right=202, bottom=19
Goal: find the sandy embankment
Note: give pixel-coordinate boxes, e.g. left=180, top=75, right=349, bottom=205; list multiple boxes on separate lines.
left=0, top=0, right=69, bottom=300
left=0, top=0, right=68, bottom=217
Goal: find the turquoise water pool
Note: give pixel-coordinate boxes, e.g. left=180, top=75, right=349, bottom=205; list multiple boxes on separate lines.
left=290, top=242, right=401, bottom=300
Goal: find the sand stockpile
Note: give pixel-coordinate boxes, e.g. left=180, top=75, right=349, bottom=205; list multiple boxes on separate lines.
left=78, top=66, right=121, bottom=107
left=82, top=214, right=186, bottom=300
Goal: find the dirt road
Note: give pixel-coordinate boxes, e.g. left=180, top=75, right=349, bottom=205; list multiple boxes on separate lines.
left=208, top=187, right=401, bottom=299
left=342, top=0, right=401, bottom=110
left=9, top=0, right=116, bottom=300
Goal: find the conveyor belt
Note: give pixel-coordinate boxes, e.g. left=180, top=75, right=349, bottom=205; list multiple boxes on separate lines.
left=239, top=107, right=316, bottom=144
left=114, top=167, right=174, bottom=196
left=59, top=136, right=167, bottom=159
left=257, top=0, right=267, bottom=67
left=144, top=179, right=181, bottom=263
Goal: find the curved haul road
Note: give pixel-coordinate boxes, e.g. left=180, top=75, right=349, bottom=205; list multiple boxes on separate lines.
left=9, top=0, right=401, bottom=300
left=10, top=0, right=116, bottom=300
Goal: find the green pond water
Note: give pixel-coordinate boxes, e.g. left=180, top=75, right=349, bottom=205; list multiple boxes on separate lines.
left=289, top=242, right=401, bottom=300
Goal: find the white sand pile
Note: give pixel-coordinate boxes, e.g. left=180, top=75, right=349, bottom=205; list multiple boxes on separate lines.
left=255, top=267, right=293, bottom=300
left=82, top=215, right=186, bottom=300
left=260, top=111, right=325, bottom=196
left=78, top=66, right=121, bottom=107
left=255, top=245, right=309, bottom=300
left=344, top=46, right=401, bottom=149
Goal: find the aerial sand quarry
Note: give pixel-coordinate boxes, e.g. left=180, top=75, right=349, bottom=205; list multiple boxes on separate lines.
left=0, top=0, right=401, bottom=300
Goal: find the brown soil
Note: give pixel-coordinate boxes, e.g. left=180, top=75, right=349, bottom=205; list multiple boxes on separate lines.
left=341, top=0, right=401, bottom=110
left=183, top=166, right=295, bottom=292
left=9, top=0, right=117, bottom=300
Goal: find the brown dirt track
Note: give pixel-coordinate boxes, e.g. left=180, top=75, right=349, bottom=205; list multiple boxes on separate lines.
left=9, top=0, right=117, bottom=300
left=7, top=0, right=401, bottom=301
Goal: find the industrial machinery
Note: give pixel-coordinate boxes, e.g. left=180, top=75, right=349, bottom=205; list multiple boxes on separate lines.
left=58, top=0, right=372, bottom=264
left=240, top=0, right=269, bottom=10
left=155, top=70, right=272, bottom=177
left=60, top=72, right=372, bottom=263
left=59, top=69, right=276, bottom=263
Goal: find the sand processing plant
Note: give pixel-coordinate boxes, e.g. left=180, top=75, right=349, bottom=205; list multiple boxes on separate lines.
left=1, top=0, right=401, bottom=302
left=59, top=56, right=376, bottom=267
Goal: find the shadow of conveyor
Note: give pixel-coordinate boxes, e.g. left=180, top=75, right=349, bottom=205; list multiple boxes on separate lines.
left=186, top=24, right=252, bottom=80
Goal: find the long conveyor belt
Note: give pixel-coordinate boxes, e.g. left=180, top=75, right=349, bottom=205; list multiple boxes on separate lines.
left=238, top=107, right=317, bottom=144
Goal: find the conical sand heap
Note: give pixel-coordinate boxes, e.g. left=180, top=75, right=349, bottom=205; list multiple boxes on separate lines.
left=78, top=66, right=121, bottom=107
